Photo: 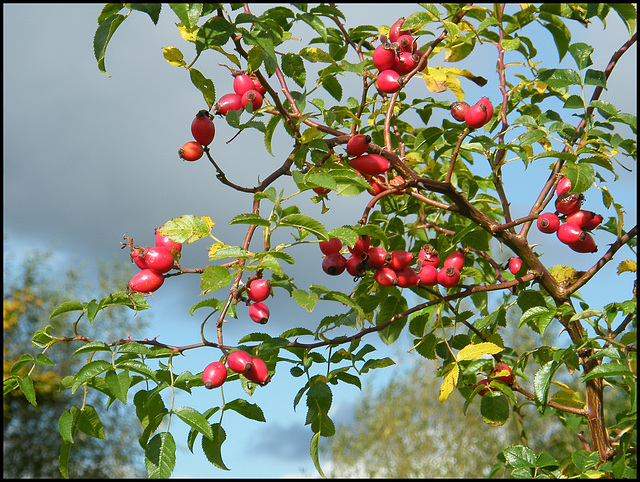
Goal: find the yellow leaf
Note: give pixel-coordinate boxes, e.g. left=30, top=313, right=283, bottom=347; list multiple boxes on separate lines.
left=457, top=342, right=503, bottom=361
left=201, top=216, right=215, bottom=232
left=445, top=73, right=464, bottom=101
left=421, top=68, right=448, bottom=93
left=176, top=23, right=197, bottom=43
left=534, top=81, right=547, bottom=94
left=162, top=46, right=187, bottom=67
left=439, top=363, right=459, bottom=403
left=207, top=242, right=227, bottom=258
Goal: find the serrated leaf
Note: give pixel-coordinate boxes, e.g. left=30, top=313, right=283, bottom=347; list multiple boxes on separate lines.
left=162, top=46, right=187, bottom=67
left=145, top=432, right=176, bottom=478
left=299, top=46, right=335, bottom=64
left=10, top=353, right=34, bottom=375
left=457, top=342, right=504, bottom=361
left=72, top=341, right=112, bottom=357
left=533, top=360, right=558, bottom=407
left=537, top=68, right=581, bottom=88
left=173, top=406, right=215, bottom=440
left=310, top=432, right=326, bottom=478
left=292, top=288, right=319, bottom=312
left=582, top=362, right=635, bottom=381
left=49, top=300, right=84, bottom=319
left=200, top=265, right=233, bottom=295
left=17, top=375, right=37, bottom=406
left=58, top=408, right=77, bottom=444
left=94, top=14, right=127, bottom=76
left=77, top=404, right=106, bottom=440
left=264, top=114, right=281, bottom=156
left=439, top=363, right=459, bottom=403
left=229, top=213, right=271, bottom=226
left=189, top=68, right=216, bottom=109
left=224, top=398, right=266, bottom=422
left=72, top=360, right=113, bottom=393
left=202, top=423, right=229, bottom=470
left=279, top=214, right=328, bottom=240
left=116, top=359, right=157, bottom=380
left=105, top=369, right=131, bottom=405
left=503, top=445, right=537, bottom=468
left=196, top=16, right=234, bottom=51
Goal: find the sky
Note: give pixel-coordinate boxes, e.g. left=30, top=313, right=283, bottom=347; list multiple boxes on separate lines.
left=3, top=3, right=637, bottom=478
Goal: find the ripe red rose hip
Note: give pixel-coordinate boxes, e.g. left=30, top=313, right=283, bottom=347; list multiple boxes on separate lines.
left=437, top=266, right=461, bottom=288
left=216, top=93, right=244, bottom=115
left=555, top=192, right=584, bottom=215
left=388, top=17, right=409, bottom=43
left=450, top=102, right=470, bottom=122
left=477, top=97, right=494, bottom=121
left=244, top=356, right=271, bottom=386
left=346, top=134, right=371, bottom=157
left=418, top=245, right=440, bottom=268
left=443, top=250, right=465, bottom=271
left=241, top=90, right=263, bottom=111
left=508, top=257, right=523, bottom=275
left=322, top=252, right=347, bottom=276
left=249, top=73, right=267, bottom=95
left=375, top=267, right=398, bottom=287
left=476, top=378, right=494, bottom=396
left=417, top=263, right=438, bottom=286
left=537, top=212, right=560, bottom=234
left=319, top=238, right=342, bottom=255
left=372, top=45, right=396, bottom=71
left=350, top=154, right=390, bottom=176
left=396, top=266, right=419, bottom=288
left=392, top=51, right=418, bottom=75
left=346, top=255, right=365, bottom=277
left=367, top=246, right=390, bottom=269
left=556, top=176, right=572, bottom=196
left=191, top=110, right=215, bottom=146
left=389, top=250, right=414, bottom=271
left=131, top=247, right=149, bottom=270
left=178, top=141, right=204, bottom=161
left=246, top=278, right=270, bottom=302
left=155, top=227, right=183, bottom=254
left=202, top=361, right=227, bottom=389
left=557, top=222, right=586, bottom=245
left=248, top=302, right=270, bottom=324
left=226, top=350, right=253, bottom=374
left=376, top=69, right=402, bottom=94
left=233, top=73, right=255, bottom=96
left=349, top=235, right=371, bottom=257
left=141, top=246, right=175, bottom=274
left=490, top=362, right=513, bottom=384
left=464, top=103, right=489, bottom=129
left=566, top=210, right=600, bottom=230
left=128, top=269, right=164, bottom=294
left=397, top=34, right=414, bottom=52
left=569, top=233, right=598, bottom=253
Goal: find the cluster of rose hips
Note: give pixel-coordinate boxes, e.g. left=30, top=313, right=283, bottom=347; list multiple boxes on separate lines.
left=202, top=349, right=271, bottom=389
left=536, top=176, right=602, bottom=253
left=450, top=97, right=494, bottom=129
left=475, top=362, right=513, bottom=397
left=178, top=109, right=216, bottom=162
left=126, top=228, right=182, bottom=294
left=213, top=72, right=266, bottom=116
left=244, top=277, right=271, bottom=325
left=373, top=17, right=424, bottom=94
left=320, top=235, right=465, bottom=289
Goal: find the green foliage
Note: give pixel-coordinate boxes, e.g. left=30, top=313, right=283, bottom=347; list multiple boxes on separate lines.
left=5, top=2, right=637, bottom=478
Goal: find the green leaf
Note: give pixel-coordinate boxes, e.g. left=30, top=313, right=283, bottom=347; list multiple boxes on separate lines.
left=279, top=214, right=329, bottom=240
left=160, top=215, right=210, bottom=243
left=377, top=295, right=409, bottom=345
left=360, top=357, right=395, bottom=373
left=403, top=11, right=434, bottom=31
left=503, top=445, right=537, bottom=468
left=173, top=406, right=215, bottom=440
left=72, top=360, right=113, bottom=393
left=293, top=288, right=320, bottom=312
left=538, top=68, right=581, bottom=88
left=209, top=245, right=251, bottom=260
left=480, top=391, right=510, bottom=426
left=94, top=14, right=127, bottom=76
left=10, top=353, right=34, bottom=375
left=58, top=408, right=77, bottom=444
left=264, top=114, right=281, bottom=156
left=300, top=46, right=335, bottom=64
left=116, top=359, right=157, bottom=380
left=229, top=213, right=271, bottom=226
left=128, top=3, right=162, bottom=24
left=582, top=362, right=635, bottom=381
left=584, top=69, right=606, bottom=88
left=145, top=432, right=177, bottom=478
left=562, top=161, right=595, bottom=193
left=189, top=68, right=216, bottom=108
left=533, top=360, right=559, bottom=407
left=78, top=404, right=106, bottom=440
left=200, top=265, right=233, bottom=295
left=609, top=3, right=637, bottom=37
left=72, top=341, right=112, bottom=357
left=59, top=440, right=71, bottom=478
left=310, top=432, right=326, bottom=478
left=568, top=42, right=593, bottom=70
left=49, top=300, right=84, bottom=319
left=224, top=398, right=266, bottom=422
left=202, top=423, right=230, bottom=470
left=105, top=369, right=131, bottom=405
left=196, top=16, right=234, bottom=51
left=17, top=375, right=37, bottom=406
left=320, top=75, right=342, bottom=101
left=34, top=353, right=55, bottom=367
left=169, top=3, right=202, bottom=29
left=541, top=15, right=571, bottom=60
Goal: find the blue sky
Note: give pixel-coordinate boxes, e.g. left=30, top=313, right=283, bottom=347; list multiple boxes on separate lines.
left=3, top=4, right=636, bottom=478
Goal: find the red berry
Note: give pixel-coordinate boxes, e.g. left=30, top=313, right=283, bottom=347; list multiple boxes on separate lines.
left=372, top=45, right=395, bottom=71
left=346, top=255, right=366, bottom=277
left=322, top=252, right=347, bottom=276
left=418, top=245, right=440, bottom=268
left=555, top=192, right=584, bottom=216
left=450, top=102, right=470, bottom=122
left=476, top=378, right=493, bottom=396
left=556, top=176, right=572, bottom=196
left=128, top=269, right=165, bottom=294
left=443, top=250, right=465, bottom=271
left=375, top=267, right=398, bottom=286
left=388, top=17, right=409, bottom=43
left=367, top=175, right=386, bottom=196
left=557, top=222, right=586, bottom=245
left=233, top=73, right=255, bottom=96
left=376, top=69, right=402, bottom=94
left=397, top=34, right=414, bottom=52
left=367, top=246, right=390, bottom=269
left=346, top=134, right=371, bottom=157
left=464, top=103, right=489, bottom=129
left=582, top=213, right=603, bottom=231
left=417, top=263, right=438, bottom=286
left=141, top=246, right=175, bottom=274
left=244, top=356, right=271, bottom=386
left=350, top=154, right=390, bottom=176
left=247, top=278, right=270, bottom=302
left=389, top=250, right=414, bottom=271
left=313, top=186, right=331, bottom=196
left=349, top=235, right=371, bottom=257
left=216, top=93, right=244, bottom=115
left=319, top=238, right=342, bottom=255
left=566, top=210, right=599, bottom=230
left=241, top=90, right=263, bottom=111
left=437, top=266, right=461, bottom=288
left=131, top=247, right=149, bottom=269
left=477, top=97, right=494, bottom=121
left=537, top=212, right=561, bottom=234
left=508, top=257, right=523, bottom=275
left=178, top=141, right=204, bottom=161
left=227, top=350, right=253, bottom=374
left=202, top=361, right=227, bottom=389
left=155, top=227, right=183, bottom=254
left=249, top=73, right=266, bottom=95
left=191, top=110, right=215, bottom=146
left=396, top=266, right=419, bottom=288
left=569, top=233, right=598, bottom=253
left=490, top=362, right=513, bottom=384
left=392, top=51, right=418, bottom=75
left=248, top=302, right=270, bottom=324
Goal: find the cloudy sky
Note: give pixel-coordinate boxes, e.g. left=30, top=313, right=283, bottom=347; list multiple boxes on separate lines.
left=3, top=3, right=636, bottom=478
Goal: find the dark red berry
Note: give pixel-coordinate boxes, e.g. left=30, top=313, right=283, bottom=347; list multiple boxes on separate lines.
left=417, top=263, right=438, bottom=286
left=582, top=214, right=603, bottom=231
left=233, top=73, right=255, bottom=96
left=396, top=266, right=419, bottom=288
left=392, top=51, right=418, bottom=75
left=555, top=192, right=584, bottom=215
left=155, top=227, right=182, bottom=254
left=450, top=102, right=470, bottom=122
left=346, top=255, right=366, bottom=277
left=367, top=246, right=390, bottom=269
left=247, top=278, right=270, bottom=302
left=490, top=362, right=513, bottom=384
left=389, top=250, right=414, bottom=271
left=141, top=246, right=175, bottom=274
left=397, top=34, right=414, bottom=52
left=346, top=134, right=371, bottom=157
left=249, top=73, right=266, bottom=95
left=191, top=110, right=215, bottom=146
left=202, top=361, right=227, bottom=389
left=241, top=90, right=263, bottom=111
left=477, top=97, right=494, bottom=121
left=128, top=269, right=165, bottom=294
left=248, top=302, right=270, bottom=324
left=537, top=212, right=561, bottom=234
left=556, top=176, right=572, bottom=196
left=350, top=154, right=390, bottom=176
left=569, top=233, right=598, bottom=253
left=375, top=266, right=398, bottom=286
left=349, top=235, right=371, bottom=257
left=216, top=93, right=244, bottom=115
left=322, top=252, right=347, bottom=276
left=465, top=103, right=488, bottom=129
left=418, top=245, right=440, bottom=268
left=319, top=238, right=342, bottom=255
left=566, top=210, right=599, bottom=230
left=388, top=17, right=409, bottom=43
left=508, top=257, right=523, bottom=275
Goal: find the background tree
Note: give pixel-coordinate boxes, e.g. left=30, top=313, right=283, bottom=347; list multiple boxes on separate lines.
left=3, top=245, right=147, bottom=478
left=3, top=3, right=636, bottom=478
